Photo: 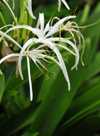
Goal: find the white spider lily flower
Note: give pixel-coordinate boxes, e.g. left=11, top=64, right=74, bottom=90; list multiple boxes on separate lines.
left=20, top=47, right=60, bottom=100
left=0, top=39, right=59, bottom=101
left=18, top=36, right=78, bottom=90
left=3, top=0, right=17, bottom=23
left=18, top=38, right=60, bottom=80
left=1, top=13, right=81, bottom=91
left=0, top=32, right=60, bottom=100
left=14, top=36, right=73, bottom=90
left=58, top=0, right=70, bottom=11
left=24, top=0, right=36, bottom=19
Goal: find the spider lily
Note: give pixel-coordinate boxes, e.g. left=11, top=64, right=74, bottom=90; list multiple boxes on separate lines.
left=58, top=0, right=70, bottom=11
left=1, top=13, right=81, bottom=91
left=0, top=34, right=59, bottom=100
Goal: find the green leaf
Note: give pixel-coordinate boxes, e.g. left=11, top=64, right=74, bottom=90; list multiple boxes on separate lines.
left=0, top=12, right=7, bottom=31
left=83, top=10, right=100, bottom=39
left=0, top=73, right=5, bottom=102
left=80, top=3, right=90, bottom=25
left=21, top=129, right=39, bottom=136
left=2, top=90, right=19, bottom=101
left=84, top=51, right=100, bottom=81
left=30, top=39, right=91, bottom=136
left=88, top=35, right=100, bottom=64
left=56, top=80, right=100, bottom=135
left=0, top=102, right=41, bottom=136
left=72, top=115, right=100, bottom=136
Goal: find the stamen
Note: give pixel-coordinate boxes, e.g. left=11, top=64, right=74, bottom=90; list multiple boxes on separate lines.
left=73, top=6, right=77, bottom=16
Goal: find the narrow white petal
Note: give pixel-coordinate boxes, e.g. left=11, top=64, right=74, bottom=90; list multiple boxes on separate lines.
left=39, top=13, right=44, bottom=32
left=25, top=0, right=36, bottom=19
left=63, top=40, right=79, bottom=70
left=35, top=44, right=46, bottom=50
left=36, top=59, right=47, bottom=70
left=52, top=16, right=76, bottom=29
left=4, top=25, right=43, bottom=38
left=44, top=22, right=50, bottom=35
left=26, top=57, right=33, bottom=101
left=48, top=37, right=79, bottom=68
left=3, top=0, right=17, bottom=23
left=65, top=29, right=77, bottom=46
left=51, top=16, right=60, bottom=28
left=58, top=44, right=76, bottom=56
left=45, top=16, right=76, bottom=38
left=18, top=38, right=34, bottom=80
left=61, top=0, right=70, bottom=10
left=40, top=39, right=55, bottom=49
left=47, top=37, right=61, bottom=41
left=45, top=28, right=59, bottom=38
left=0, top=54, right=19, bottom=64
left=80, top=34, right=85, bottom=66
left=28, top=50, right=46, bottom=59
left=0, top=31, right=22, bottom=49
left=46, top=55, right=60, bottom=66
left=53, top=47, right=70, bottom=90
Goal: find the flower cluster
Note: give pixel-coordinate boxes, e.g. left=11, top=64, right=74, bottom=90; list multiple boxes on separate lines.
left=0, top=0, right=85, bottom=101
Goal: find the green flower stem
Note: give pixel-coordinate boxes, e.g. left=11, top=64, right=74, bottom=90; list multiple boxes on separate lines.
left=0, top=12, right=7, bottom=31
left=20, top=0, right=27, bottom=24
left=28, top=15, right=33, bottom=27
left=22, top=11, right=28, bottom=39
left=28, top=16, right=33, bottom=35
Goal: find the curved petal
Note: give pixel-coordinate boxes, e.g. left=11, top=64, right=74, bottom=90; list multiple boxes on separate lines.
left=18, top=38, right=34, bottom=80
left=58, top=0, right=70, bottom=11
left=0, top=31, right=22, bottom=49
left=3, top=0, right=17, bottom=23
left=45, top=15, right=76, bottom=38
left=61, top=0, right=70, bottom=10
left=4, top=25, right=43, bottom=38
left=47, top=37, right=79, bottom=69
left=53, top=46, right=70, bottom=90
left=58, top=44, right=76, bottom=56
left=0, top=54, right=19, bottom=64
left=62, top=40, right=79, bottom=70
left=25, top=0, right=36, bottom=19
